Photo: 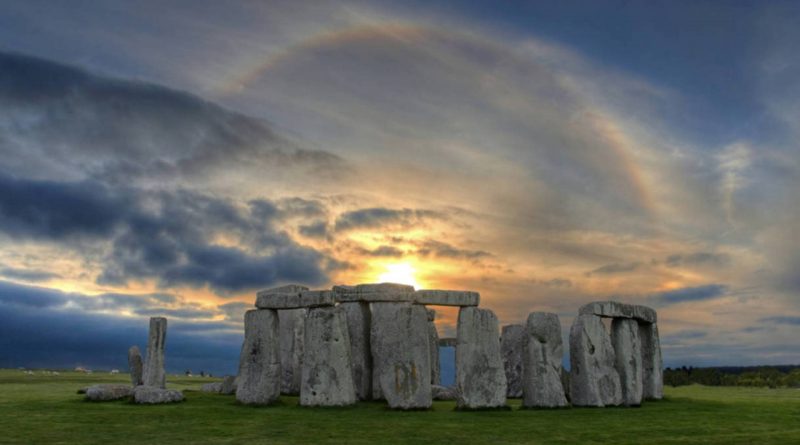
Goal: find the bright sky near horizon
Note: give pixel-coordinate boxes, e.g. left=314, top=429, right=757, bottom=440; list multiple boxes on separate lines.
left=0, top=0, right=798, bottom=374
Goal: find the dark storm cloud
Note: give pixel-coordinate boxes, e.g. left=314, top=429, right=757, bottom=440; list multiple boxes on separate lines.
left=354, top=245, right=405, bottom=258
left=334, top=207, right=444, bottom=232
left=664, top=252, right=731, bottom=268
left=586, top=261, right=643, bottom=276
left=0, top=281, right=241, bottom=374
left=759, top=316, right=800, bottom=326
left=298, top=221, right=329, bottom=239
left=0, top=51, right=343, bottom=183
left=0, top=171, right=328, bottom=294
left=0, top=266, right=61, bottom=282
left=652, top=284, right=728, bottom=305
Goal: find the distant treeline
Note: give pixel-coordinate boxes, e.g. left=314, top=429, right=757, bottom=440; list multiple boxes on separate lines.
left=664, top=365, right=800, bottom=388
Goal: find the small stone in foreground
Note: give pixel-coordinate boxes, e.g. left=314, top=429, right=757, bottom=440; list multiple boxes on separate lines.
left=85, top=384, right=133, bottom=401
left=220, top=375, right=237, bottom=395
left=200, top=382, right=223, bottom=393
left=133, top=386, right=184, bottom=404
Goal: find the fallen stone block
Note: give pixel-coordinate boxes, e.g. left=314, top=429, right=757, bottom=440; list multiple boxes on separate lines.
left=569, top=314, right=622, bottom=407
left=200, top=382, right=223, bottom=393
left=85, top=384, right=133, bottom=401
left=236, top=309, right=281, bottom=405
left=300, top=306, right=357, bottom=406
left=501, top=324, right=525, bottom=398
left=133, top=386, right=184, bottom=404
left=578, top=301, right=657, bottom=324
left=414, top=290, right=480, bottom=307
left=522, top=312, right=568, bottom=408
left=456, top=307, right=507, bottom=409
left=256, top=290, right=334, bottom=309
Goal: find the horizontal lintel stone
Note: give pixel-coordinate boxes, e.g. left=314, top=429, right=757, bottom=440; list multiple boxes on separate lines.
left=578, top=301, right=657, bottom=324
left=255, top=290, right=335, bottom=309
left=414, top=290, right=480, bottom=307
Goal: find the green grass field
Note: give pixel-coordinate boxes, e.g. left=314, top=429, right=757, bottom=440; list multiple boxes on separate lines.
left=1, top=369, right=798, bottom=444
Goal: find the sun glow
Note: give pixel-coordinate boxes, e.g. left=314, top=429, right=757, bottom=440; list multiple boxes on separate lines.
left=376, top=262, right=421, bottom=289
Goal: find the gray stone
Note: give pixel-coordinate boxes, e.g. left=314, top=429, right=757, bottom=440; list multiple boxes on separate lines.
left=236, top=309, right=281, bottom=405
left=256, top=290, right=334, bottom=309
left=370, top=302, right=431, bottom=409
left=128, top=345, right=143, bottom=386
left=432, top=385, right=458, bottom=401
left=612, top=318, right=643, bottom=406
left=456, top=307, right=507, bottom=409
left=414, top=290, right=480, bottom=307
left=279, top=308, right=307, bottom=395
left=220, top=375, right=237, bottom=395
left=133, top=386, right=184, bottom=404
left=200, top=382, right=223, bottom=393
left=561, top=368, right=571, bottom=403
left=341, top=301, right=372, bottom=400
left=639, top=322, right=664, bottom=400
left=85, top=384, right=133, bottom=401
left=579, top=301, right=657, bottom=324
left=438, top=337, right=457, bottom=347
left=142, top=317, right=167, bottom=389
left=300, top=306, right=357, bottom=406
left=569, top=314, right=622, bottom=407
left=523, top=312, right=568, bottom=408
left=334, top=283, right=415, bottom=303
left=501, top=324, right=525, bottom=398
left=427, top=309, right=441, bottom=386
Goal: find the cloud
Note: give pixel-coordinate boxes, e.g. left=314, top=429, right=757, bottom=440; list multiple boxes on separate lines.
left=587, top=261, right=643, bottom=276
left=298, top=220, right=329, bottom=239
left=334, top=207, right=444, bottom=232
left=0, top=266, right=61, bottom=282
left=759, top=316, right=800, bottom=326
left=217, top=301, right=251, bottom=322
left=354, top=245, right=405, bottom=257
left=664, top=252, right=731, bottom=268
left=652, top=284, right=728, bottom=305
left=415, top=240, right=491, bottom=260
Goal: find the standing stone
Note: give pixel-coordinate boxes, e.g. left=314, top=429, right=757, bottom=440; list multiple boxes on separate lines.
left=639, top=322, right=663, bottom=400
left=300, top=306, right=357, bottom=406
left=501, top=324, right=525, bottom=398
left=370, top=302, right=431, bottom=409
left=427, top=309, right=441, bottom=386
left=612, top=318, right=643, bottom=406
left=142, top=317, right=167, bottom=389
left=569, top=314, right=622, bottom=407
left=523, top=313, right=568, bottom=408
left=456, top=307, right=507, bottom=409
left=220, top=375, right=237, bottom=395
left=236, top=309, right=281, bottom=405
left=279, top=308, right=306, bottom=395
left=128, top=345, right=143, bottom=386
left=341, top=301, right=372, bottom=400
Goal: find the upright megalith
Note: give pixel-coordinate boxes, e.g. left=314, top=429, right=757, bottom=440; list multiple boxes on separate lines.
left=142, top=317, right=167, bottom=389
left=236, top=309, right=281, bottom=405
left=427, top=309, right=441, bottom=386
left=128, top=345, right=143, bottom=387
left=522, top=313, right=568, bottom=408
left=611, top=318, right=643, bottom=406
left=639, top=321, right=663, bottom=400
left=456, top=307, right=507, bottom=409
left=279, top=308, right=306, bottom=395
left=501, top=324, right=525, bottom=398
left=370, top=302, right=431, bottom=409
left=300, top=306, right=357, bottom=406
left=341, top=301, right=372, bottom=400
left=569, top=314, right=621, bottom=407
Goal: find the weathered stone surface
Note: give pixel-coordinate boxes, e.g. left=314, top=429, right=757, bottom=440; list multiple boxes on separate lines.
left=612, top=318, right=643, bottom=406
left=258, top=284, right=310, bottom=296
left=341, top=301, right=372, bottom=400
left=128, top=345, right=143, bottom=386
left=414, top=290, right=480, bottom=307
left=569, top=314, right=622, bottom=407
left=133, top=386, right=184, bottom=404
left=456, top=307, right=507, bottom=409
left=432, top=385, right=458, bottom=401
left=501, top=324, right=525, bottom=398
left=438, top=337, right=457, bottom=347
left=334, top=283, right=415, bottom=303
left=142, top=317, right=167, bottom=389
left=427, top=309, right=441, bottom=386
left=300, top=306, right=357, bottom=406
left=220, top=375, right=237, bottom=395
left=279, top=308, right=306, bottom=395
left=236, top=309, right=281, bottom=405
left=256, top=290, right=334, bottom=309
left=522, top=313, right=568, bottom=408
left=639, top=322, right=664, bottom=400
left=579, top=301, right=657, bottom=324
left=85, top=384, right=133, bottom=401
left=200, top=382, right=223, bottom=393
left=370, top=302, right=431, bottom=409
left=561, top=368, right=571, bottom=403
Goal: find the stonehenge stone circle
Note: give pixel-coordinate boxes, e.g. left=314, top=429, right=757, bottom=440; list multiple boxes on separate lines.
left=414, top=290, right=480, bottom=307
left=456, top=307, right=507, bottom=409
left=523, top=312, right=568, bottom=408
left=501, top=324, right=525, bottom=398
left=300, top=306, right=357, bottom=406
left=257, top=289, right=334, bottom=309
left=569, top=314, right=622, bottom=407
left=611, top=318, right=643, bottom=406
left=370, top=302, right=432, bottom=409
left=142, top=317, right=167, bottom=389
left=341, top=301, right=372, bottom=400
left=279, top=308, right=306, bottom=395
left=236, top=309, right=281, bottom=405
left=639, top=321, right=664, bottom=400
left=427, top=309, right=441, bottom=386
left=85, top=384, right=133, bottom=401
left=127, top=345, right=143, bottom=386
left=133, top=386, right=184, bottom=404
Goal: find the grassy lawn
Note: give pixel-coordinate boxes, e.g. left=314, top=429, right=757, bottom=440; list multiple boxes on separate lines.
left=0, top=369, right=798, bottom=444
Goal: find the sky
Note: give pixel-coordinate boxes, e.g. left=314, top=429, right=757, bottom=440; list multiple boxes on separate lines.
left=1, top=0, right=798, bottom=376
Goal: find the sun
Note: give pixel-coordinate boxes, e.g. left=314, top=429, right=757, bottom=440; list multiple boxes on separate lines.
left=376, top=262, right=421, bottom=289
